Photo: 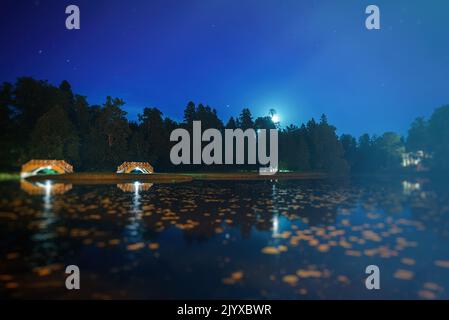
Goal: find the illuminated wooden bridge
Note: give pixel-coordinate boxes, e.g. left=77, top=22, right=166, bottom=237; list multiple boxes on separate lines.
left=117, top=161, right=154, bottom=174
left=21, top=159, right=74, bottom=178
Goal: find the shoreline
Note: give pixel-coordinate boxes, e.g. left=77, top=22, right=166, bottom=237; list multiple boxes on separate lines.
left=1, top=171, right=432, bottom=185
left=23, top=171, right=327, bottom=184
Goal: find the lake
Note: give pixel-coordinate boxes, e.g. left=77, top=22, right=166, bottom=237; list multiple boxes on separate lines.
left=1, top=178, right=449, bottom=299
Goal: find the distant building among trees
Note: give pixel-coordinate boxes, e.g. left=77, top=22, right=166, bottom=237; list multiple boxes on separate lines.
left=402, top=150, right=432, bottom=171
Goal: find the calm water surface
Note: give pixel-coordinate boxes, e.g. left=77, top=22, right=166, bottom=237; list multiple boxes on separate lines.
left=1, top=178, right=449, bottom=299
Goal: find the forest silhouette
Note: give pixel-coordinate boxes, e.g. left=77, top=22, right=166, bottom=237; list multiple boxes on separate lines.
left=0, top=77, right=448, bottom=176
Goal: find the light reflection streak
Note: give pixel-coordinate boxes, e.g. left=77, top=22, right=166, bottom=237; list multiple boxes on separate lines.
left=28, top=180, right=59, bottom=268
left=119, top=182, right=153, bottom=247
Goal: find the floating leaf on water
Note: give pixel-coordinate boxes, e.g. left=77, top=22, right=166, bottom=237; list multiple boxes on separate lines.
left=282, top=275, right=298, bottom=285
left=261, top=246, right=279, bottom=254
left=296, top=269, right=322, bottom=278
left=345, top=250, right=362, bottom=257
left=434, top=260, right=449, bottom=269
left=278, top=245, right=288, bottom=253
left=222, top=271, right=244, bottom=285
left=337, top=275, right=349, bottom=284
left=231, top=271, right=243, bottom=281
left=5, top=282, right=18, bottom=289
left=127, top=242, right=145, bottom=251
left=394, top=269, right=414, bottom=280
left=362, top=230, right=381, bottom=242
left=273, top=231, right=291, bottom=239
left=32, top=264, right=63, bottom=277
left=339, top=240, right=352, bottom=249
left=364, top=249, right=378, bottom=257
left=109, top=239, right=120, bottom=245
left=0, top=274, right=13, bottom=281
left=423, top=282, right=442, bottom=291
left=400, top=258, right=416, bottom=266
left=6, top=252, right=20, bottom=260
left=33, top=267, right=51, bottom=277
left=298, top=288, right=307, bottom=295
left=418, top=290, right=436, bottom=300
left=215, top=227, right=224, bottom=234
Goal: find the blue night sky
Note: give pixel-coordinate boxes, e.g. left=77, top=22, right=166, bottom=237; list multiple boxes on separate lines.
left=1, top=0, right=448, bottom=137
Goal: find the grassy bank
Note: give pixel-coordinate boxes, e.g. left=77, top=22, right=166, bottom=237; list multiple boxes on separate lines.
left=0, top=173, right=20, bottom=181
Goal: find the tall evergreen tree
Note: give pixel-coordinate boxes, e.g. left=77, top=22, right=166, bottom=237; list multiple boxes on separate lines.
left=183, top=101, right=196, bottom=124
left=340, top=134, right=357, bottom=170
left=226, top=117, right=237, bottom=129
left=138, top=107, right=167, bottom=167
left=29, top=105, right=79, bottom=164
left=407, top=117, right=429, bottom=152
left=427, top=105, right=449, bottom=174
left=238, top=108, right=254, bottom=130
left=85, top=97, right=130, bottom=170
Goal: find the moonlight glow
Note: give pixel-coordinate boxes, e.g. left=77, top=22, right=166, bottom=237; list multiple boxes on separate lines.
left=271, top=114, right=280, bottom=123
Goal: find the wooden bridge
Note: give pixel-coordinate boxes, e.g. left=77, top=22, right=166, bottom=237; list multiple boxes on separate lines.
left=117, top=161, right=154, bottom=174
left=21, top=160, right=74, bottom=178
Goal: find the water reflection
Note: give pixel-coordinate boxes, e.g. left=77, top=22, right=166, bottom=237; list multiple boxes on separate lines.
left=20, top=180, right=62, bottom=274
left=403, top=180, right=421, bottom=195
left=118, top=182, right=154, bottom=250
left=20, top=179, right=72, bottom=195
left=1, top=178, right=449, bottom=299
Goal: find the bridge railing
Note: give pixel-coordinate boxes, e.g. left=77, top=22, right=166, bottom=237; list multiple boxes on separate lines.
left=21, top=160, right=73, bottom=173
left=117, top=161, right=154, bottom=173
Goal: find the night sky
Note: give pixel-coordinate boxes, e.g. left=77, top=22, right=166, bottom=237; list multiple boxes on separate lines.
left=1, top=0, right=449, bottom=136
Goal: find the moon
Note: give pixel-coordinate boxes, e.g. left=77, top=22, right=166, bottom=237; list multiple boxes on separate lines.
left=271, top=114, right=280, bottom=123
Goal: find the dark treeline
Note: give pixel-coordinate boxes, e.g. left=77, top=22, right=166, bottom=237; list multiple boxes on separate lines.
left=0, top=77, right=448, bottom=175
